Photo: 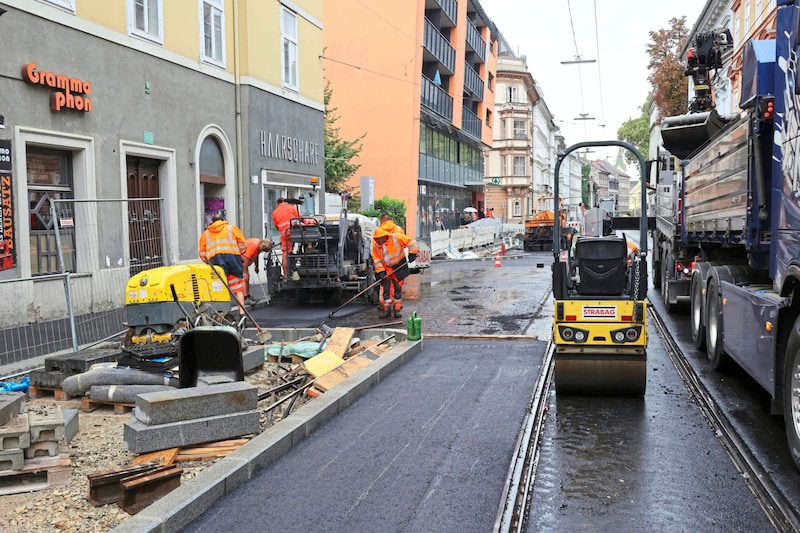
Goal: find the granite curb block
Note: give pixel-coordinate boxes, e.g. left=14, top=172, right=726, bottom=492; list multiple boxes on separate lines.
left=112, top=332, right=423, bottom=533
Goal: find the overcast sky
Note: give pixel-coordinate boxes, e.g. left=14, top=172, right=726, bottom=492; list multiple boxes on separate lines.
left=480, top=0, right=705, bottom=164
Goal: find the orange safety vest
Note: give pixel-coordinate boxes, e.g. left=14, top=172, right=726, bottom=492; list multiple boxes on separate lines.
left=199, top=221, right=246, bottom=277
left=372, top=234, right=408, bottom=273
left=272, top=203, right=298, bottom=236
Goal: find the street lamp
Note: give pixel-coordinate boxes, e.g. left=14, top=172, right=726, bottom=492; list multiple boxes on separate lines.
left=560, top=55, right=596, bottom=64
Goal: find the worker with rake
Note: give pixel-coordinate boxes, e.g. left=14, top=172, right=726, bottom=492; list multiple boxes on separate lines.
left=371, top=226, right=417, bottom=319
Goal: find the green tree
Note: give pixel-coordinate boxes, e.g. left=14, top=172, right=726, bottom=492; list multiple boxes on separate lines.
left=361, top=196, right=407, bottom=230
left=617, top=94, right=651, bottom=166
left=581, top=163, right=592, bottom=207
left=646, top=17, right=690, bottom=118
left=324, top=80, right=366, bottom=194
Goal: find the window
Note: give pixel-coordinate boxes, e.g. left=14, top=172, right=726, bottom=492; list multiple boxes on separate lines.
left=130, top=0, right=163, bottom=43
left=282, top=7, right=299, bottom=90
left=27, top=147, right=75, bottom=276
left=513, top=200, right=521, bottom=218
left=501, top=156, right=506, bottom=177
left=506, top=86, right=517, bottom=103
left=499, top=119, right=506, bottom=139
left=514, top=120, right=526, bottom=139
left=485, top=109, right=492, bottom=127
left=201, top=0, right=225, bottom=66
left=744, top=2, right=750, bottom=34
left=488, top=73, right=494, bottom=91
left=513, top=156, right=526, bottom=176
left=37, top=0, right=75, bottom=11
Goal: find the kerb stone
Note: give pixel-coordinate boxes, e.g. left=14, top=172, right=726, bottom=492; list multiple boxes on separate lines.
left=0, top=448, right=24, bottom=471
left=0, top=414, right=30, bottom=450
left=28, top=405, right=65, bottom=443
left=133, top=381, right=257, bottom=426
left=0, top=393, right=25, bottom=427
left=123, top=410, right=261, bottom=454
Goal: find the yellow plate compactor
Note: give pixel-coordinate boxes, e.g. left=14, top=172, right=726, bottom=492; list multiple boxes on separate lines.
left=124, top=263, right=232, bottom=345
left=551, top=140, right=649, bottom=396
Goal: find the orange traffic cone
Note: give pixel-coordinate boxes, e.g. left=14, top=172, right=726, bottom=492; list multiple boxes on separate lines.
left=494, top=253, right=502, bottom=267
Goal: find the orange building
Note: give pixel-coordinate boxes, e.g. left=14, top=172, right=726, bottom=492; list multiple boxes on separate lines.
left=324, top=0, right=497, bottom=238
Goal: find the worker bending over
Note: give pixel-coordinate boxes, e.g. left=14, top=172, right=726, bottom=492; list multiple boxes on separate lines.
left=241, top=238, right=273, bottom=305
left=371, top=226, right=417, bottom=319
left=199, top=211, right=247, bottom=311
left=272, top=198, right=299, bottom=278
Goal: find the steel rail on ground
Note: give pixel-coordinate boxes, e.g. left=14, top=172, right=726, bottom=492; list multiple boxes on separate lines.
left=650, top=304, right=800, bottom=533
left=493, top=340, right=554, bottom=533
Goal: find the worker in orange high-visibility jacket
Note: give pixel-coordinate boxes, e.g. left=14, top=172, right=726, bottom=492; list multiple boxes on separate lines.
left=272, top=198, right=299, bottom=278
left=371, top=226, right=418, bottom=319
left=241, top=238, right=273, bottom=305
left=377, top=214, right=413, bottom=308
left=199, top=211, right=247, bottom=311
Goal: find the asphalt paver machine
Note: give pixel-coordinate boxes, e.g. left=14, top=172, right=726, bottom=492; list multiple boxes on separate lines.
left=551, top=141, right=649, bottom=395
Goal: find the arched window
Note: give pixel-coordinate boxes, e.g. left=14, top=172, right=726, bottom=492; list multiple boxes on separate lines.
left=513, top=200, right=521, bottom=217
left=199, top=136, right=224, bottom=184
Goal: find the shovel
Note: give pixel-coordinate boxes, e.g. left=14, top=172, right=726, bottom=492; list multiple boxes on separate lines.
left=210, top=265, right=272, bottom=344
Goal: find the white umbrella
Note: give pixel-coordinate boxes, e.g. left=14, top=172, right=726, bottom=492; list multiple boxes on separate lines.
left=463, top=207, right=478, bottom=213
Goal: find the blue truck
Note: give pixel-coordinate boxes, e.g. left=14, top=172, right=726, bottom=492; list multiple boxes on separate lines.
left=659, top=1, right=800, bottom=470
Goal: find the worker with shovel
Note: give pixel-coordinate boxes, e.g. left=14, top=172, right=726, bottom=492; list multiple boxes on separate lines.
left=371, top=226, right=417, bottom=319
left=199, top=211, right=247, bottom=311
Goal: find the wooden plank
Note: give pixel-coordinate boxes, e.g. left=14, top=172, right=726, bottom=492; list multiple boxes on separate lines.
left=303, top=350, right=345, bottom=378
left=315, top=356, right=372, bottom=392
left=87, top=463, right=161, bottom=506
left=131, top=448, right=180, bottom=467
left=324, top=327, right=355, bottom=358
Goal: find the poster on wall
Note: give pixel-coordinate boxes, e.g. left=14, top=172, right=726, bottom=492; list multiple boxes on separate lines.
left=204, top=197, right=224, bottom=227
left=0, top=139, right=14, bottom=271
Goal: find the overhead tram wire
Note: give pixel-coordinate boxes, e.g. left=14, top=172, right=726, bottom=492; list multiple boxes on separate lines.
left=566, top=0, right=590, bottom=139
left=592, top=0, right=606, bottom=130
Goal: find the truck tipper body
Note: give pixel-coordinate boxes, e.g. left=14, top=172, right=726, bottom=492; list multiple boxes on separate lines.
left=659, top=2, right=800, bottom=470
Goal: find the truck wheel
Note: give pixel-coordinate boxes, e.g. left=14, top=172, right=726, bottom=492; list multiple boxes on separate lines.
left=652, top=248, right=661, bottom=291
left=663, top=253, right=676, bottom=313
left=783, top=316, right=800, bottom=471
left=705, top=276, right=730, bottom=370
left=690, top=273, right=706, bottom=349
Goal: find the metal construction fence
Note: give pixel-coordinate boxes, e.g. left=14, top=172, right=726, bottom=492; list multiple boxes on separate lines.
left=0, top=198, right=166, bottom=367
left=429, top=222, right=524, bottom=258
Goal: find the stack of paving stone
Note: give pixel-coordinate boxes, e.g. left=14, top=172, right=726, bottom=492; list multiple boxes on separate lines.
left=123, top=379, right=260, bottom=454
left=29, top=347, right=120, bottom=398
left=0, top=395, right=79, bottom=494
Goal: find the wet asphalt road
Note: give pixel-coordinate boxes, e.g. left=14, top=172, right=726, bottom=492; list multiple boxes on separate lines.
left=239, top=252, right=783, bottom=531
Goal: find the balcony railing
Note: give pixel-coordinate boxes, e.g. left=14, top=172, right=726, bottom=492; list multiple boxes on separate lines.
left=421, top=75, right=454, bottom=121
left=463, top=62, right=484, bottom=100
left=462, top=106, right=482, bottom=140
left=429, top=0, right=457, bottom=25
left=424, top=18, right=456, bottom=74
left=465, top=19, right=486, bottom=62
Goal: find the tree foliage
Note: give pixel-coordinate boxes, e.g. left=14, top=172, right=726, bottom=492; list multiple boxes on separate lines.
left=324, top=80, right=366, bottom=193
left=646, top=16, right=690, bottom=118
left=361, top=196, right=407, bottom=230
left=617, top=94, right=651, bottom=166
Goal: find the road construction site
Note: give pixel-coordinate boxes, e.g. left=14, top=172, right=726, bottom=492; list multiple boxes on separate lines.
left=0, top=250, right=797, bottom=532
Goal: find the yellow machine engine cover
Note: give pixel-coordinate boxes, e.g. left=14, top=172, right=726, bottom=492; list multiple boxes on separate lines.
left=553, top=299, right=647, bottom=348
left=125, top=263, right=229, bottom=306
left=125, top=263, right=232, bottom=337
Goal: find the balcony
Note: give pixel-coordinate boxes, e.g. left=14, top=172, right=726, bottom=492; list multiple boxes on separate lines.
left=423, top=19, right=456, bottom=74
left=465, top=19, right=486, bottom=63
left=462, top=106, right=482, bottom=140
left=463, top=62, right=484, bottom=100
left=425, top=0, right=457, bottom=26
left=421, top=75, right=454, bottom=121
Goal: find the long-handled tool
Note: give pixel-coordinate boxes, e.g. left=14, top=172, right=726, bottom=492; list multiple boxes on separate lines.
left=210, top=265, right=272, bottom=343
left=328, top=276, right=383, bottom=319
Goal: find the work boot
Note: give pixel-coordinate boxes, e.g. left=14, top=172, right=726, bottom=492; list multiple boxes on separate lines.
left=378, top=308, right=392, bottom=319
left=393, top=308, right=402, bottom=318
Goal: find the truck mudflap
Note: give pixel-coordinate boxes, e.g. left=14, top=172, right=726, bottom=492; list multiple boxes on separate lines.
left=661, top=110, right=728, bottom=159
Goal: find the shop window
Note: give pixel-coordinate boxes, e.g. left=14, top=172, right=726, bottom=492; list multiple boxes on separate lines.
left=129, top=0, right=163, bottom=44
left=27, top=147, right=75, bottom=276
left=199, top=136, right=224, bottom=184
left=282, top=7, right=299, bottom=91
left=201, top=0, right=225, bottom=67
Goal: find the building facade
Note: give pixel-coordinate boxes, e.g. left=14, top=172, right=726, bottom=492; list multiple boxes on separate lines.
left=323, top=0, right=497, bottom=237
left=0, top=0, right=323, bottom=341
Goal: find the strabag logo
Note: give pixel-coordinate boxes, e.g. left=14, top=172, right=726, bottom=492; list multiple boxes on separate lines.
left=582, top=306, right=617, bottom=319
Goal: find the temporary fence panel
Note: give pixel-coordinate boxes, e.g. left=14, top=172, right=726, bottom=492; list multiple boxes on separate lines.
left=0, top=198, right=165, bottom=367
